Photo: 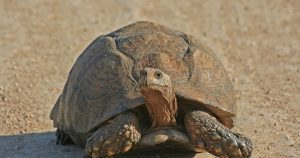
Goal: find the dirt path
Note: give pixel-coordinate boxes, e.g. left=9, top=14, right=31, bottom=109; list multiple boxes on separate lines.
left=0, top=0, right=299, bottom=158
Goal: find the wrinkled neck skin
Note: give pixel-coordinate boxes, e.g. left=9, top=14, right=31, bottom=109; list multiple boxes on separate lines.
left=141, top=86, right=178, bottom=128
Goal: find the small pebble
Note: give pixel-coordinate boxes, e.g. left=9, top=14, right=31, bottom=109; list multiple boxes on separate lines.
left=284, top=134, right=295, bottom=146
left=265, top=90, right=271, bottom=94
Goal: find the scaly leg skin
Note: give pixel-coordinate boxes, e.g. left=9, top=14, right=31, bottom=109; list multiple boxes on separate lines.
left=85, top=111, right=141, bottom=158
left=184, top=111, right=253, bottom=158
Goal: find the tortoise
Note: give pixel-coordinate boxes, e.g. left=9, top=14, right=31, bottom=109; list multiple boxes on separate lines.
left=50, top=21, right=253, bottom=158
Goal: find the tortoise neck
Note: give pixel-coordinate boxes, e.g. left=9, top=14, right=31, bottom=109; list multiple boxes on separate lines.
left=142, top=88, right=177, bottom=128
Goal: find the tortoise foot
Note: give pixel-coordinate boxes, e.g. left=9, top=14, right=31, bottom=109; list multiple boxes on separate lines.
left=85, top=112, right=141, bottom=158
left=184, top=111, right=253, bottom=158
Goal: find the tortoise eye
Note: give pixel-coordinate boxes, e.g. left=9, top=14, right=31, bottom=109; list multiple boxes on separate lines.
left=154, top=70, right=163, bottom=79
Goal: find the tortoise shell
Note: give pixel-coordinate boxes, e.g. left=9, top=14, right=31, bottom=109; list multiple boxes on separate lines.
left=50, top=21, right=236, bottom=134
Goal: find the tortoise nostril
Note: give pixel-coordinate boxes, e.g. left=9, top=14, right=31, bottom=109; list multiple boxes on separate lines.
left=140, top=70, right=147, bottom=77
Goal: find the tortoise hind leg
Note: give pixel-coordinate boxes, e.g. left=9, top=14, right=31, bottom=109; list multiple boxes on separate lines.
left=184, top=111, right=253, bottom=158
left=55, top=129, right=74, bottom=145
left=85, top=111, right=141, bottom=158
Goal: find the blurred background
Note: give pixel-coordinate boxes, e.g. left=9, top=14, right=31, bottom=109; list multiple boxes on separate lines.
left=0, top=0, right=299, bottom=157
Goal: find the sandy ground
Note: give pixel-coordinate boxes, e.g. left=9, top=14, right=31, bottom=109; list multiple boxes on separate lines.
left=0, top=0, right=299, bottom=158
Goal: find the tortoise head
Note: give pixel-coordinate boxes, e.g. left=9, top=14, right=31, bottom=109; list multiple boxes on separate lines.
left=138, top=67, right=172, bottom=91
left=138, top=67, right=177, bottom=127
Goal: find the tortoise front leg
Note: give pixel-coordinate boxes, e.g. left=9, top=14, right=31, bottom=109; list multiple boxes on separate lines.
left=184, top=111, right=253, bottom=158
left=85, top=111, right=141, bottom=158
